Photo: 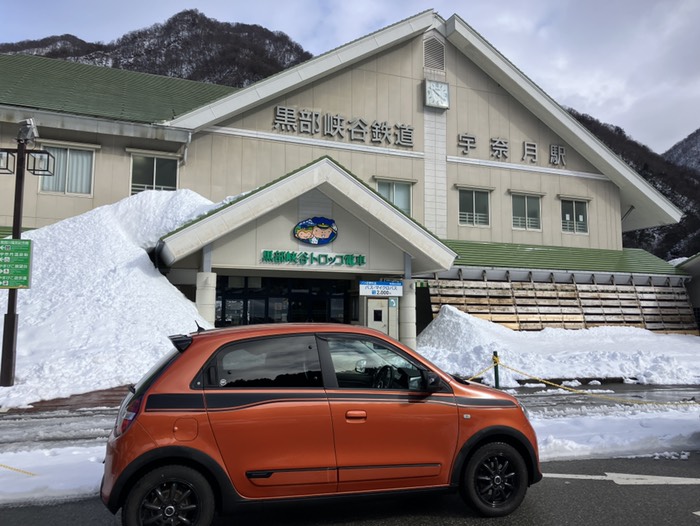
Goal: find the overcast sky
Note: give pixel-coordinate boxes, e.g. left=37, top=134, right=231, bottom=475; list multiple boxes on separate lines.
left=2, top=0, right=699, bottom=154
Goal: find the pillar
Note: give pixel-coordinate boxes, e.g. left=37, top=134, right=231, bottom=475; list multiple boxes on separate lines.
left=399, top=279, right=416, bottom=349
left=195, top=272, right=217, bottom=325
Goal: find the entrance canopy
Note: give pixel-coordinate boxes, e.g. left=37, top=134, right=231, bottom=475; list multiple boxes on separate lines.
left=158, top=157, right=456, bottom=275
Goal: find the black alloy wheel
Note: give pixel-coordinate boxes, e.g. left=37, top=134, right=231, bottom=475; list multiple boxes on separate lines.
left=122, top=465, right=215, bottom=526
left=461, top=442, right=528, bottom=517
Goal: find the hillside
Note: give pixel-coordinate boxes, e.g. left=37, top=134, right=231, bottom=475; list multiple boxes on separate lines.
left=664, top=128, right=700, bottom=175
left=1, top=10, right=698, bottom=259
left=0, top=9, right=312, bottom=87
left=568, top=110, right=700, bottom=260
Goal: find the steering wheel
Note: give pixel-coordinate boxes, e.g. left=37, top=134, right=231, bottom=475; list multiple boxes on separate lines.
left=372, top=365, right=393, bottom=389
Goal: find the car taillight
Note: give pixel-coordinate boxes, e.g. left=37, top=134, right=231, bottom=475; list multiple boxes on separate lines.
left=115, top=396, right=142, bottom=437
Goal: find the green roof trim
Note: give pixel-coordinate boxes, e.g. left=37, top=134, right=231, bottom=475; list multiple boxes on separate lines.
left=0, top=54, right=236, bottom=123
left=443, top=240, right=688, bottom=276
left=0, top=226, right=12, bottom=238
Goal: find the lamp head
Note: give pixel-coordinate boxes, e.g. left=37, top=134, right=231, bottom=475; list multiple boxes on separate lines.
left=17, top=118, right=39, bottom=142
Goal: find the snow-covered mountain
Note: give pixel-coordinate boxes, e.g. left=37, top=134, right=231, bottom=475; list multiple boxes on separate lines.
left=0, top=9, right=312, bottom=88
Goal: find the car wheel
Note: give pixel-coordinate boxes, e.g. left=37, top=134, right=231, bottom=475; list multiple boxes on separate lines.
left=122, top=465, right=215, bottom=526
left=461, top=442, right=528, bottom=517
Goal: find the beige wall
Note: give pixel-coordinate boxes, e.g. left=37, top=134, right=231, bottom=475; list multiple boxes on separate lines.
left=1, top=33, right=624, bottom=251
left=0, top=128, right=179, bottom=229
left=179, top=34, right=621, bottom=250
left=210, top=192, right=405, bottom=274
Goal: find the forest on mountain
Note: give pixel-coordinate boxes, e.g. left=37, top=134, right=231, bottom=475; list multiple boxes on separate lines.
left=568, top=110, right=700, bottom=260
left=0, top=9, right=311, bottom=87
left=1, top=9, right=698, bottom=259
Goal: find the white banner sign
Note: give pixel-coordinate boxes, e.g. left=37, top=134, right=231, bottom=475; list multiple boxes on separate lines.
left=359, top=281, right=403, bottom=297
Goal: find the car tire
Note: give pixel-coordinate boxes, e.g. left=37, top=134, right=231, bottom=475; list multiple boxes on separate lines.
left=461, top=442, right=528, bottom=517
left=121, top=465, right=215, bottom=526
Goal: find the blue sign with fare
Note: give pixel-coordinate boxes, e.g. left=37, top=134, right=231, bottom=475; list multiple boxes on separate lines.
left=359, top=281, right=403, bottom=297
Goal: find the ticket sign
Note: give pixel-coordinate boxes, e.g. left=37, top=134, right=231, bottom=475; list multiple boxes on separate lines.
left=0, top=239, right=32, bottom=289
left=359, top=280, right=403, bottom=297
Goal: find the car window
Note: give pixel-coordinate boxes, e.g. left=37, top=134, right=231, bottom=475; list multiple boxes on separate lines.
left=325, top=336, right=424, bottom=390
left=208, top=335, right=322, bottom=388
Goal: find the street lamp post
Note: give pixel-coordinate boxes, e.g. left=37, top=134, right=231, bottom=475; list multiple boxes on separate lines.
left=1, top=119, right=54, bottom=387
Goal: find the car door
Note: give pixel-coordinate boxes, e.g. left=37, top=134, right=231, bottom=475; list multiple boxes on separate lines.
left=318, top=334, right=459, bottom=493
left=202, top=334, right=337, bottom=498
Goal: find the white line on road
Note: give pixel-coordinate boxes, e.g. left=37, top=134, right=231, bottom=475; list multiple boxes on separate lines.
left=544, top=472, right=700, bottom=485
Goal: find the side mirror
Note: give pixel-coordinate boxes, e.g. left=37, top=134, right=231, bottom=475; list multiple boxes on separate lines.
left=422, top=370, right=441, bottom=392
left=355, top=359, right=367, bottom=374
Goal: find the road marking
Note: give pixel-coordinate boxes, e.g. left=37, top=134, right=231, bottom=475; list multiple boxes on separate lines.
left=694, top=511, right=700, bottom=517
left=544, top=472, right=700, bottom=485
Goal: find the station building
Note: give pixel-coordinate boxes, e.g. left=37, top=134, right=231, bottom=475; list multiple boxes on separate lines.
left=1, top=10, right=696, bottom=346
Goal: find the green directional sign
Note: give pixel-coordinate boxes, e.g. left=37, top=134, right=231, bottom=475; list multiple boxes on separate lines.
left=0, top=239, right=32, bottom=289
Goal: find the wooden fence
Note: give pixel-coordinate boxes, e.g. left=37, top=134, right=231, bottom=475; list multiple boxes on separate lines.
left=427, top=279, right=698, bottom=333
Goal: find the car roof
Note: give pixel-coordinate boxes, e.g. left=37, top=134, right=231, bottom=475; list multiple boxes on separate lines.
left=183, top=323, right=388, bottom=344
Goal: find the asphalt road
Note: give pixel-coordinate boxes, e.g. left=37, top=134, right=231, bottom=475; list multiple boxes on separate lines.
left=2, top=384, right=698, bottom=525
left=2, top=455, right=699, bottom=526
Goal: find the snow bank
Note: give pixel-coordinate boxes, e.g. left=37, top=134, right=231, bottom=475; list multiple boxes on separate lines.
left=417, top=305, right=700, bottom=387
left=0, top=191, right=217, bottom=408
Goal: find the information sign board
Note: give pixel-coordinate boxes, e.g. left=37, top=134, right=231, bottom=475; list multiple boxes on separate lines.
left=0, top=239, right=32, bottom=289
left=359, top=280, right=403, bottom=297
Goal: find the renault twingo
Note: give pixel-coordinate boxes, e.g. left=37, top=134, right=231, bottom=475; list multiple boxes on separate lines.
left=101, top=324, right=541, bottom=525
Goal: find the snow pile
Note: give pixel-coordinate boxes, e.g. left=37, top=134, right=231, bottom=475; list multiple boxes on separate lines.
left=0, top=190, right=217, bottom=408
left=0, top=190, right=697, bottom=506
left=417, top=305, right=700, bottom=387
left=0, top=189, right=698, bottom=410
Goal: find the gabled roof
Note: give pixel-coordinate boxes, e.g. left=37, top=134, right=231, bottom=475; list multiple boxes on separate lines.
left=158, top=157, right=456, bottom=274
left=678, top=252, right=700, bottom=277
left=165, top=10, right=681, bottom=233
left=167, top=10, right=439, bottom=129
left=443, top=15, right=681, bottom=233
left=0, top=53, right=235, bottom=124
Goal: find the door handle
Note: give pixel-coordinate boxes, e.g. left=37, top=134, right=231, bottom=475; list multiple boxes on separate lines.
left=345, top=410, right=367, bottom=420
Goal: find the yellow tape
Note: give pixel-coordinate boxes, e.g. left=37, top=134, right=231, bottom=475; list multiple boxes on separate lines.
left=466, top=363, right=496, bottom=382
left=495, top=360, right=700, bottom=407
left=0, top=463, right=36, bottom=477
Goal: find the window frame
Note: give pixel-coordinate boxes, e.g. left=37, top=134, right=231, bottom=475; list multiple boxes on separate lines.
left=36, top=140, right=98, bottom=197
left=561, top=198, right=589, bottom=234
left=458, top=188, right=491, bottom=227
left=317, top=333, right=443, bottom=392
left=511, top=193, right=542, bottom=231
left=199, top=334, right=324, bottom=389
left=128, top=149, right=180, bottom=195
left=374, top=178, right=413, bottom=216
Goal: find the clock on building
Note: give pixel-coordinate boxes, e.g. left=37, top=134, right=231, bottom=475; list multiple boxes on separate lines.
left=425, top=80, right=449, bottom=109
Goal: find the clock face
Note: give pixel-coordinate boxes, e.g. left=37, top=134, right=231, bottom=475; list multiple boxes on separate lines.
left=425, top=80, right=449, bottom=108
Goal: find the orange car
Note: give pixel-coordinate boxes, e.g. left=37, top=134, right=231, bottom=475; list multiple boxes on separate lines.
left=101, top=323, right=541, bottom=525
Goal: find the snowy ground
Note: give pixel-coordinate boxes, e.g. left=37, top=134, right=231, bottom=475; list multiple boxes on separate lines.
left=0, top=190, right=698, bottom=506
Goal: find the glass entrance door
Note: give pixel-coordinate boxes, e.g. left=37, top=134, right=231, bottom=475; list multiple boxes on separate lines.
left=216, top=277, right=351, bottom=326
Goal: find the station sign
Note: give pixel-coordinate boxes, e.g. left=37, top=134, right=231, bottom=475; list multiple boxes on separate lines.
left=359, top=280, right=403, bottom=297
left=0, top=239, right=32, bottom=289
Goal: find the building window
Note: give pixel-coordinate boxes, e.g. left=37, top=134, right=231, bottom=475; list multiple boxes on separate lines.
left=459, top=189, right=489, bottom=226
left=562, top=199, right=588, bottom=233
left=39, top=146, right=93, bottom=195
left=512, top=194, right=541, bottom=230
left=377, top=181, right=411, bottom=216
left=131, top=155, right=178, bottom=194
